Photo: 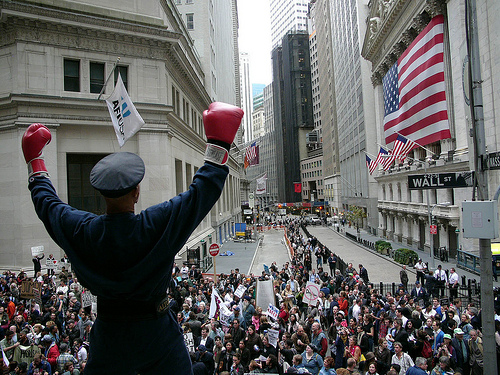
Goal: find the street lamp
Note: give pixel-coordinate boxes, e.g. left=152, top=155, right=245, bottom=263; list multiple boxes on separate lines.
left=428, top=201, right=451, bottom=270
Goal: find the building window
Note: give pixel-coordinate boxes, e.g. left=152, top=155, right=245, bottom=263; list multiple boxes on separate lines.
left=186, top=0, right=193, bottom=3
left=186, top=13, right=194, bottom=30
left=64, top=59, right=80, bottom=92
left=114, top=65, right=128, bottom=91
left=172, top=86, right=180, bottom=115
left=174, top=0, right=181, bottom=3
left=67, top=154, right=108, bottom=214
left=90, top=62, right=105, bottom=94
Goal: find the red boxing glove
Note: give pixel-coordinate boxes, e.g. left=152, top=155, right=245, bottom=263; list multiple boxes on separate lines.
left=22, top=123, right=51, bottom=178
left=203, top=102, right=243, bottom=165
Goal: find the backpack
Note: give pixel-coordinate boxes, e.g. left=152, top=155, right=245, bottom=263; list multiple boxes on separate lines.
left=421, top=340, right=433, bottom=358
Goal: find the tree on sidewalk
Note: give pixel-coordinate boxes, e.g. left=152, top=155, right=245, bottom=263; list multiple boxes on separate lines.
left=346, top=205, right=367, bottom=239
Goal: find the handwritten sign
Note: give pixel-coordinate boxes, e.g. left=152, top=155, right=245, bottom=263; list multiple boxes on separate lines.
left=184, top=332, right=195, bottom=352
left=267, top=328, right=279, bottom=348
left=31, top=246, right=44, bottom=257
left=46, top=258, right=58, bottom=270
left=235, top=284, right=246, bottom=299
left=20, top=281, right=41, bottom=300
left=81, top=291, right=97, bottom=308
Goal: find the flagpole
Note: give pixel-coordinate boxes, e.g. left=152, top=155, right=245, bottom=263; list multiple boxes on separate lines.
left=97, top=57, right=121, bottom=101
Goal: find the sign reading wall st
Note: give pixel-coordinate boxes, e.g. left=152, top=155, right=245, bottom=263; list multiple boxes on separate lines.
left=408, top=172, right=474, bottom=190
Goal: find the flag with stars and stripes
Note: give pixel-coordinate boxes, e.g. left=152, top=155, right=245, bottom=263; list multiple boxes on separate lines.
left=366, top=155, right=378, bottom=175
left=392, top=134, right=418, bottom=162
left=244, top=142, right=259, bottom=169
left=383, top=15, right=451, bottom=146
left=375, top=147, right=393, bottom=171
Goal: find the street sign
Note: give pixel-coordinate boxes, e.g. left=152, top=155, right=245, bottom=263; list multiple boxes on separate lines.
left=487, top=151, right=500, bottom=170
left=209, top=243, right=220, bottom=257
left=430, top=225, right=438, bottom=235
left=408, top=172, right=474, bottom=190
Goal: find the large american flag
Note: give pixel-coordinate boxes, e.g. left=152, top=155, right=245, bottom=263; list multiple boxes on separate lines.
left=383, top=14, right=451, bottom=146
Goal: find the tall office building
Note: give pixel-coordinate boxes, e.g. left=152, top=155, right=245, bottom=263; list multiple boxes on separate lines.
left=309, top=0, right=341, bottom=214
left=240, top=52, right=253, bottom=143
left=326, top=0, right=378, bottom=230
left=174, top=0, right=239, bottom=105
left=272, top=32, right=314, bottom=203
left=269, top=0, right=310, bottom=49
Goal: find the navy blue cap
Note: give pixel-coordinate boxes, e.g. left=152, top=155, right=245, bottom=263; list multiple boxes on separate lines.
left=90, top=152, right=145, bottom=198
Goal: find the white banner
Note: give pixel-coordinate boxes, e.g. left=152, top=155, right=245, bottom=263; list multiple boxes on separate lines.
left=209, top=287, right=232, bottom=326
left=105, top=74, right=145, bottom=147
left=256, top=279, right=274, bottom=310
left=303, top=281, right=320, bottom=306
left=256, top=174, right=267, bottom=195
left=31, top=246, right=44, bottom=257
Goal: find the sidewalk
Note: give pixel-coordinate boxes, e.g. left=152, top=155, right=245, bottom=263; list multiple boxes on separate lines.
left=330, top=225, right=500, bottom=288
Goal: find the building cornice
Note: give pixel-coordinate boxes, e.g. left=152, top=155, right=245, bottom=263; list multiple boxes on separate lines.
left=361, top=0, right=447, bottom=86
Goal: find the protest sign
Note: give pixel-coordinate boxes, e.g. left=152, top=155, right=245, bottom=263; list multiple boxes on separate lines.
left=184, top=332, right=195, bottom=352
left=303, top=281, right=320, bottom=306
left=267, top=304, right=279, bottom=321
left=267, top=328, right=279, bottom=348
left=20, top=280, right=41, bottom=300
left=235, top=284, right=246, bottom=299
left=31, top=246, right=44, bottom=257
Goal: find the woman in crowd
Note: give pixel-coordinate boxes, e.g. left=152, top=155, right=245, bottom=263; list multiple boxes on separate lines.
left=318, top=356, right=336, bottom=375
left=344, top=335, right=362, bottom=364
left=301, top=344, right=324, bottom=375
left=375, top=338, right=391, bottom=366
left=245, top=325, right=263, bottom=360
left=218, top=341, right=236, bottom=374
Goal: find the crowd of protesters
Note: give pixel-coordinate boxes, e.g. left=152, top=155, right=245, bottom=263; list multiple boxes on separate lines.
left=0, top=218, right=499, bottom=375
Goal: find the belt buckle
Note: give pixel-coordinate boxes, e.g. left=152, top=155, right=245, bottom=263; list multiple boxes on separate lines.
left=155, top=296, right=170, bottom=317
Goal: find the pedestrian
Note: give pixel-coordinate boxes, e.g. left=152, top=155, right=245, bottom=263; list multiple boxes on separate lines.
left=448, top=268, right=459, bottom=299
left=32, top=254, right=44, bottom=276
left=468, top=329, right=483, bottom=375
left=414, top=259, right=427, bottom=285
left=399, top=266, right=408, bottom=291
left=327, top=253, right=337, bottom=276
left=433, top=265, right=447, bottom=298
left=22, top=102, right=243, bottom=375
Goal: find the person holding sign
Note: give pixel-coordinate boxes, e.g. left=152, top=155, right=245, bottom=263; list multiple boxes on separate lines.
left=22, top=102, right=243, bottom=375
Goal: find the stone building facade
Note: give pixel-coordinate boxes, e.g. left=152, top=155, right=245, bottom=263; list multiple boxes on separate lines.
left=0, top=0, right=242, bottom=269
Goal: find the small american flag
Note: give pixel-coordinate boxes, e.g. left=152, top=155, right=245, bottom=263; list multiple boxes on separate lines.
left=375, top=147, right=393, bottom=171
left=392, top=134, right=418, bottom=162
left=366, top=155, right=377, bottom=175
left=383, top=15, right=451, bottom=146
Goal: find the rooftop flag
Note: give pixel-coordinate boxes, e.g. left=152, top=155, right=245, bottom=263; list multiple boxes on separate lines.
left=383, top=15, right=451, bottom=146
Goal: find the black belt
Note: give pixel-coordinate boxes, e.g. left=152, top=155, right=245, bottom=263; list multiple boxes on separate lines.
left=97, top=295, right=170, bottom=322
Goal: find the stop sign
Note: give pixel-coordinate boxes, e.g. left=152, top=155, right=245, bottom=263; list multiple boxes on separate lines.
left=209, top=243, right=220, bottom=256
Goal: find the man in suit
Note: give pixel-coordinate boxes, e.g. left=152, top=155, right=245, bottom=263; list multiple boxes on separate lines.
left=451, top=328, right=470, bottom=375
left=410, top=281, right=427, bottom=304
left=195, top=327, right=214, bottom=352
